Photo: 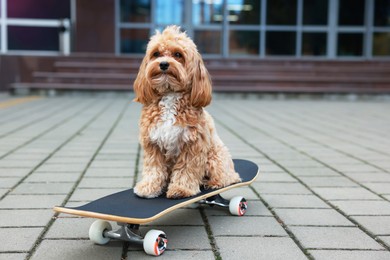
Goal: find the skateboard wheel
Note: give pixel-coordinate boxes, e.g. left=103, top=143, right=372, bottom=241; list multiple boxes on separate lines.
left=229, top=196, right=248, bottom=216
left=89, top=220, right=112, bottom=245
left=143, top=229, right=168, bottom=256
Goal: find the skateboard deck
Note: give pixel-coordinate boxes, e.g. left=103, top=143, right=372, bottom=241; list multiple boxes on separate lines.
left=54, top=159, right=259, bottom=224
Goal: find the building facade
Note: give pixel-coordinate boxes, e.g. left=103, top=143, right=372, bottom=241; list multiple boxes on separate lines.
left=0, top=0, right=389, bottom=59
left=0, top=0, right=389, bottom=93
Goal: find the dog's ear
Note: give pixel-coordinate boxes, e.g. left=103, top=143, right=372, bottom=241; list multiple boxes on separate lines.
left=190, top=54, right=212, bottom=108
left=133, top=57, right=156, bottom=105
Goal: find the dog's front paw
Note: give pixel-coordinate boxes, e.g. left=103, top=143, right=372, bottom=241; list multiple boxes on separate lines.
left=204, top=180, right=225, bottom=190
left=134, top=181, right=163, bottom=198
left=166, top=184, right=199, bottom=199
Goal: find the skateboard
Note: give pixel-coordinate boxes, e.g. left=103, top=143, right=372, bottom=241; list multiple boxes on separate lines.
left=53, top=159, right=259, bottom=256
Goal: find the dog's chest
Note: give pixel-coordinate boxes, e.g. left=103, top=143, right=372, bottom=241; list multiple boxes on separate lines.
left=149, top=93, right=188, bottom=157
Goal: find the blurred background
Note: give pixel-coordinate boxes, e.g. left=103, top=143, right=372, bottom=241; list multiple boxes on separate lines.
left=0, top=0, right=389, bottom=94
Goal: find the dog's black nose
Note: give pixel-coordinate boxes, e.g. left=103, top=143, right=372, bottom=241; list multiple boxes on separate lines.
left=159, top=61, right=169, bottom=71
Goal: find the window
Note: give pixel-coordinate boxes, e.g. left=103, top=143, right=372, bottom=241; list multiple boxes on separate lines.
left=302, top=33, right=327, bottom=56
left=1, top=0, right=70, bottom=53
left=156, top=0, right=184, bottom=25
left=338, top=0, right=365, bottom=26
left=116, top=0, right=390, bottom=58
left=374, top=0, right=390, bottom=27
left=267, top=0, right=297, bottom=25
left=373, top=32, right=390, bottom=56
left=373, top=0, right=390, bottom=56
left=8, top=26, right=59, bottom=51
left=120, top=0, right=151, bottom=23
left=193, top=0, right=223, bottom=24
left=8, top=0, right=70, bottom=19
left=303, top=0, right=328, bottom=25
left=229, top=30, right=259, bottom=55
left=194, top=30, right=222, bottom=54
left=120, top=28, right=149, bottom=53
left=228, top=0, right=260, bottom=25
left=338, top=33, right=363, bottom=56
left=266, top=31, right=296, bottom=55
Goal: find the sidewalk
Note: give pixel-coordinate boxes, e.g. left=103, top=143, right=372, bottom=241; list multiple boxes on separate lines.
left=1, top=94, right=390, bottom=260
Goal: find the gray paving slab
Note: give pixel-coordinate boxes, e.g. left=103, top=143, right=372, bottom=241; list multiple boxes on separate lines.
left=35, top=163, right=86, bottom=173
left=261, top=194, right=331, bottom=208
left=259, top=172, right=298, bottom=182
left=83, top=168, right=135, bottom=177
left=45, top=217, right=116, bottom=239
left=289, top=226, right=384, bottom=249
left=379, top=236, right=390, bottom=247
left=0, top=188, right=8, bottom=197
left=287, top=167, right=342, bottom=177
left=30, top=240, right=123, bottom=260
left=251, top=182, right=312, bottom=195
left=332, top=164, right=382, bottom=173
left=0, top=168, right=31, bottom=177
left=363, top=183, right=390, bottom=195
left=345, top=172, right=390, bottom=182
left=209, top=216, right=287, bottom=236
left=77, top=177, right=133, bottom=189
left=0, top=160, right=40, bottom=168
left=216, top=237, right=308, bottom=260
left=0, top=209, right=53, bottom=227
left=274, top=208, right=354, bottom=226
left=308, top=250, right=390, bottom=260
left=299, top=176, right=359, bottom=187
left=2, top=96, right=390, bottom=258
left=0, top=227, right=43, bottom=252
left=313, top=187, right=380, bottom=200
left=24, top=172, right=80, bottom=182
left=351, top=216, right=390, bottom=235
left=11, top=182, right=74, bottom=195
left=0, top=253, right=28, bottom=260
left=0, top=177, right=20, bottom=188
left=89, top=160, right=135, bottom=168
left=330, top=200, right=390, bottom=216
left=0, top=194, right=67, bottom=209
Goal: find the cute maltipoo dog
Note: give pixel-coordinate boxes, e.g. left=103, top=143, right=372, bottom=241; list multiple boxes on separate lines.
left=133, top=25, right=241, bottom=199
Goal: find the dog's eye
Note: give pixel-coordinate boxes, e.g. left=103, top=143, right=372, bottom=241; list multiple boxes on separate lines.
left=174, top=52, right=182, bottom=58
left=153, top=51, right=160, bottom=57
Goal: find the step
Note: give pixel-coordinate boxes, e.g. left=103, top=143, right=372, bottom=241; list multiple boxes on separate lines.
left=33, top=71, right=390, bottom=85
left=12, top=82, right=390, bottom=94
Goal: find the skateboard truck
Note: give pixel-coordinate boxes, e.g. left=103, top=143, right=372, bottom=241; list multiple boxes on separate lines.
left=103, top=223, right=143, bottom=245
left=199, top=194, right=230, bottom=207
left=199, top=194, right=248, bottom=216
left=89, top=220, right=168, bottom=256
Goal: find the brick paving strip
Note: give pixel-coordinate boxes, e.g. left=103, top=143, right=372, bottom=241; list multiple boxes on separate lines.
left=0, top=96, right=42, bottom=109
left=0, top=94, right=390, bottom=259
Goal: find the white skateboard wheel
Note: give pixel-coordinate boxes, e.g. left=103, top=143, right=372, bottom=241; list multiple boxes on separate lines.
left=89, top=220, right=112, bottom=245
left=229, top=196, right=248, bottom=216
left=143, top=229, right=168, bottom=256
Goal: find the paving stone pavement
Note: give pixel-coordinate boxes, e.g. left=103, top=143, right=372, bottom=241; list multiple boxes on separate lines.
left=1, top=94, right=390, bottom=260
